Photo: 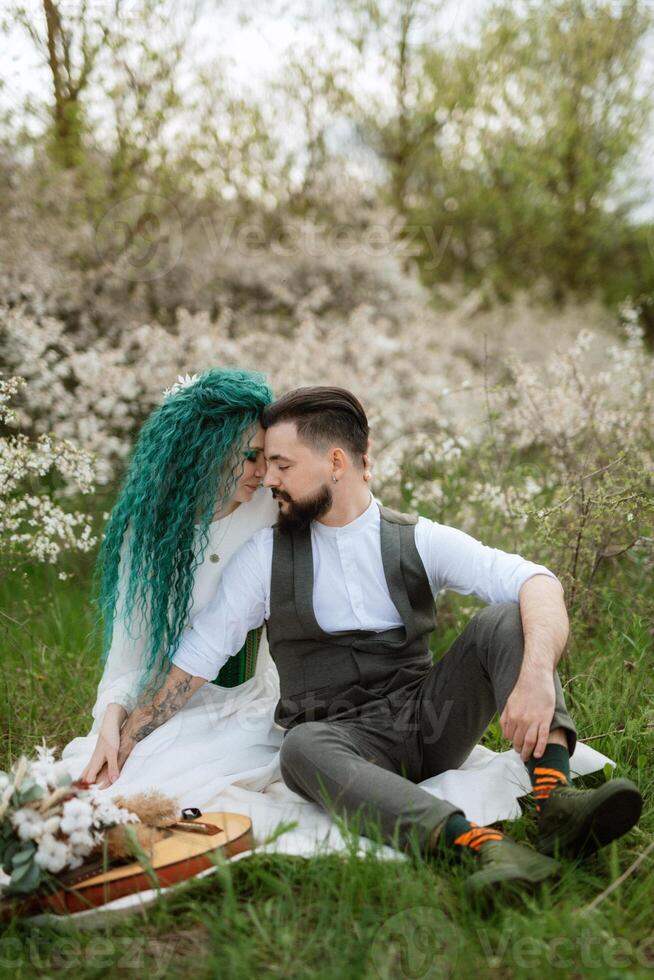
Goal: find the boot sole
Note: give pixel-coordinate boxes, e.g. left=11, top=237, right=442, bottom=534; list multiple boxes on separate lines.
left=538, top=778, right=643, bottom=858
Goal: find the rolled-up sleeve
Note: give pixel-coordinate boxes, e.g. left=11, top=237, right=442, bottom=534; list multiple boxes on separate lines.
left=172, top=531, right=270, bottom=680
left=415, top=518, right=558, bottom=604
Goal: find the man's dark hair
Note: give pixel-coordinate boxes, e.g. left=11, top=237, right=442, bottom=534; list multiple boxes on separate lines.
left=262, top=386, right=369, bottom=464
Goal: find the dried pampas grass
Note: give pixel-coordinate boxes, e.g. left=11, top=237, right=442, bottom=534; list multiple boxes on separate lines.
left=112, top=790, right=178, bottom=826
left=105, top=791, right=179, bottom=860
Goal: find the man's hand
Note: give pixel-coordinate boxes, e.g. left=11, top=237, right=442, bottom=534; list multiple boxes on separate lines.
left=501, top=574, right=568, bottom=762
left=500, top=670, right=556, bottom=762
left=111, top=666, right=206, bottom=779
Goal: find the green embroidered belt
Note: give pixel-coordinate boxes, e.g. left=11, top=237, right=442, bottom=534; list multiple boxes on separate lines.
left=211, top=626, right=263, bottom=688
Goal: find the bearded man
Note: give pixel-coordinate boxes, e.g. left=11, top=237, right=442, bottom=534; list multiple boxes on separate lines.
left=114, top=386, right=642, bottom=901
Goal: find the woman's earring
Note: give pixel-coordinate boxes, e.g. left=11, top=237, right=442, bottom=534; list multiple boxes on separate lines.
left=332, top=476, right=338, bottom=483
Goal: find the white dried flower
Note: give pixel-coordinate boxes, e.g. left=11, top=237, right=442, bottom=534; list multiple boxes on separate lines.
left=34, top=833, right=70, bottom=874
left=30, top=745, right=58, bottom=791
left=67, top=829, right=97, bottom=857
left=42, top=815, right=61, bottom=835
left=11, top=808, right=45, bottom=841
left=162, top=373, right=201, bottom=399
left=0, top=781, right=14, bottom=822
left=60, top=798, right=93, bottom=835
left=82, top=785, right=139, bottom=830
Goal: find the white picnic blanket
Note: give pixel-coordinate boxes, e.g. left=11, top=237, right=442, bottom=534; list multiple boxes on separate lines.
left=47, top=673, right=614, bottom=926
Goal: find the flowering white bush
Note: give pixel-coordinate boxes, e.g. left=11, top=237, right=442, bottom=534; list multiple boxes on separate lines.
left=383, top=306, right=654, bottom=619
left=0, top=275, right=472, bottom=484
left=1, top=172, right=651, bottom=616
left=1, top=187, right=630, bottom=491
left=0, top=746, right=137, bottom=895
left=0, top=375, right=97, bottom=574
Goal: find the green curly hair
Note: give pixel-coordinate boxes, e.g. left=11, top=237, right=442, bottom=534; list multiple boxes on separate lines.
left=95, top=367, right=273, bottom=691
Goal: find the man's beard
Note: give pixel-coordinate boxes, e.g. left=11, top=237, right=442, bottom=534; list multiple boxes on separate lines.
left=273, top=484, right=333, bottom=533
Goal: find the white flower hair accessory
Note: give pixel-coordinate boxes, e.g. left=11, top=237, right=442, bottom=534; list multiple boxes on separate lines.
left=162, top=373, right=201, bottom=399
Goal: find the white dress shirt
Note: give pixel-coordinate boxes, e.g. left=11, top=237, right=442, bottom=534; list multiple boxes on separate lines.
left=172, top=495, right=558, bottom=681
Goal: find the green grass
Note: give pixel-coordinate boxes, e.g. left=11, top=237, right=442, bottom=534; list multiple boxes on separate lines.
left=1, top=554, right=653, bottom=978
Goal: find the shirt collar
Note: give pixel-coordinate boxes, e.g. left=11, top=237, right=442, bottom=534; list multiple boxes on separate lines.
left=312, top=493, right=378, bottom=537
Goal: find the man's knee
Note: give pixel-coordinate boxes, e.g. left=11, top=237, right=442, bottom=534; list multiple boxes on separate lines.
left=279, top=722, right=345, bottom=802
left=470, top=602, right=524, bottom=673
left=474, top=602, right=523, bottom=642
left=279, top=721, right=329, bottom=780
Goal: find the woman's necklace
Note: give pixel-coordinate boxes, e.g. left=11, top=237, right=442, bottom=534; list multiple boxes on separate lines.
left=207, top=503, right=240, bottom=564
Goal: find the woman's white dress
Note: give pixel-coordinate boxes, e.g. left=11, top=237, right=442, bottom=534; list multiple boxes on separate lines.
left=60, top=486, right=614, bottom=862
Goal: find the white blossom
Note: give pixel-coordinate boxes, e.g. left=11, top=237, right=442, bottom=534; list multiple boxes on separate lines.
left=59, top=798, right=93, bottom=835
left=29, top=745, right=59, bottom=791
left=0, top=375, right=96, bottom=574
left=86, top=788, right=138, bottom=828
left=11, top=807, right=45, bottom=841
left=67, top=829, right=97, bottom=857
left=42, top=815, right=61, bottom=835
left=34, top=833, right=70, bottom=874
left=162, top=373, right=201, bottom=399
left=0, top=235, right=651, bottom=593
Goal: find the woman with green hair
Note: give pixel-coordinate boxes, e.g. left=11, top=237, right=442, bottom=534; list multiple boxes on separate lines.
left=61, top=367, right=283, bottom=800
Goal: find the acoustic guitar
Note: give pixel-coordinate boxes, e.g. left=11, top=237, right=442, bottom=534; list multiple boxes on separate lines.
left=4, top=811, right=253, bottom=919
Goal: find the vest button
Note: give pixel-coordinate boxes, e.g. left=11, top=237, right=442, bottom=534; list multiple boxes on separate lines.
left=210, top=553, right=220, bottom=563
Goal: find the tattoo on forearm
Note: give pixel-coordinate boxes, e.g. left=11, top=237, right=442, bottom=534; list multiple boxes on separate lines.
left=131, top=675, right=193, bottom=744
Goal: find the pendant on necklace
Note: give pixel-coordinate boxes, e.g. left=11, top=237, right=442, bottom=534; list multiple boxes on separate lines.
left=210, top=553, right=220, bottom=563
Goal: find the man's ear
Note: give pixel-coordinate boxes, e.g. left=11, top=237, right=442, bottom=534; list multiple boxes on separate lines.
left=330, top=447, right=348, bottom=481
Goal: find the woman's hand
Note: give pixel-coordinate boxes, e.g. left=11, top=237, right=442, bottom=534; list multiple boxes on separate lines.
left=80, top=703, right=128, bottom=788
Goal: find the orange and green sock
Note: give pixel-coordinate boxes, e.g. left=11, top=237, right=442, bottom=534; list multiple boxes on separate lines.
left=441, top=813, right=504, bottom=855
left=437, top=742, right=572, bottom=855
left=526, top=742, right=570, bottom=813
